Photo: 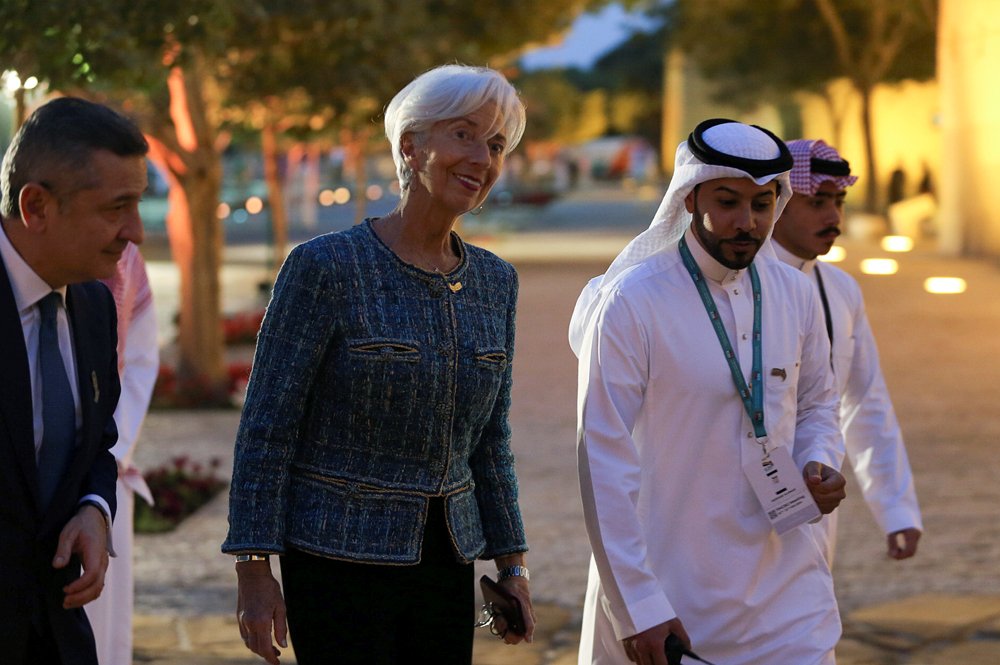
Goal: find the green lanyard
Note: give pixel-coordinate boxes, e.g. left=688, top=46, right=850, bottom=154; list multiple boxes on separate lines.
left=679, top=236, right=768, bottom=448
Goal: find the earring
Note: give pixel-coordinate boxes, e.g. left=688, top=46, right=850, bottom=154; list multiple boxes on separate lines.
left=470, top=204, right=485, bottom=216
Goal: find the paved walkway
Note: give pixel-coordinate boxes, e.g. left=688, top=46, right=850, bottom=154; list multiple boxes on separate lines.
left=131, top=232, right=1000, bottom=663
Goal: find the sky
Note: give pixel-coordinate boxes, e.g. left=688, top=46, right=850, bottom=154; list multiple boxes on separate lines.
left=520, top=3, right=660, bottom=71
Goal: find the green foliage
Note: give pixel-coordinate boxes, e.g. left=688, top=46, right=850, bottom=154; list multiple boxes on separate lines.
left=514, top=14, right=667, bottom=149
left=669, top=0, right=937, bottom=110
left=1, top=0, right=591, bottom=139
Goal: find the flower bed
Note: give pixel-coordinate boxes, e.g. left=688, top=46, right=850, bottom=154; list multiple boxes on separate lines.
left=134, top=455, right=228, bottom=533
left=151, top=362, right=252, bottom=409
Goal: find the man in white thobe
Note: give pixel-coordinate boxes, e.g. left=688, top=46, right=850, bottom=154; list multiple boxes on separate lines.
left=771, top=139, right=922, bottom=564
left=86, top=243, right=158, bottom=665
left=571, top=119, right=847, bottom=665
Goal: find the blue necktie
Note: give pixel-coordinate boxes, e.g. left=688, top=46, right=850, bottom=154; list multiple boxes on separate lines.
left=37, top=292, right=76, bottom=509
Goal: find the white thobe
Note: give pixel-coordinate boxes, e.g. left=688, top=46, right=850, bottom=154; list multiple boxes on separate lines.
left=772, top=242, right=922, bottom=562
left=576, top=230, right=845, bottom=665
left=85, top=264, right=158, bottom=665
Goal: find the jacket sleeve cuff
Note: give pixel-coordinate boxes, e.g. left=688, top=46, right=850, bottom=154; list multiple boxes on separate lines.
left=79, top=495, right=116, bottom=557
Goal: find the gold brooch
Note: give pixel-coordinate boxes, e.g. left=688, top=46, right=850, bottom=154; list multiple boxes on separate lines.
left=448, top=282, right=463, bottom=293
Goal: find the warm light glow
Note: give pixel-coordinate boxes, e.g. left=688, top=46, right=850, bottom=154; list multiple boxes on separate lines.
left=366, top=184, right=383, bottom=201
left=216, top=203, right=231, bottom=219
left=333, top=187, right=351, bottom=204
left=860, top=258, right=899, bottom=275
left=245, top=196, right=264, bottom=215
left=924, top=277, right=967, bottom=294
left=319, top=189, right=336, bottom=206
left=881, top=235, right=914, bottom=252
left=23, top=76, right=38, bottom=90
left=818, top=246, right=846, bottom=263
left=3, top=71, right=21, bottom=93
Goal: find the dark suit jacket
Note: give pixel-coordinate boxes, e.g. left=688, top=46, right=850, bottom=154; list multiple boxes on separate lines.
left=0, top=259, right=120, bottom=665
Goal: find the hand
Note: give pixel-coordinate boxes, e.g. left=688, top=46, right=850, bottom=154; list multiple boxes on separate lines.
left=802, top=461, right=846, bottom=514
left=494, top=575, right=536, bottom=645
left=887, top=528, right=921, bottom=560
left=54, top=504, right=110, bottom=608
left=236, top=561, right=288, bottom=665
left=622, top=617, right=689, bottom=665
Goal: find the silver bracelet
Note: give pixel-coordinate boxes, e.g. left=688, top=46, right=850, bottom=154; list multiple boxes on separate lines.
left=496, top=564, right=530, bottom=581
left=234, top=554, right=270, bottom=564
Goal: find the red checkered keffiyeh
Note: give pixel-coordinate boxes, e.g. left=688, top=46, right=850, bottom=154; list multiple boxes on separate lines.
left=787, top=139, right=858, bottom=196
left=100, top=243, right=153, bottom=373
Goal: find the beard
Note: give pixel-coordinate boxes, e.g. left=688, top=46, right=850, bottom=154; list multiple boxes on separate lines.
left=691, top=207, right=764, bottom=270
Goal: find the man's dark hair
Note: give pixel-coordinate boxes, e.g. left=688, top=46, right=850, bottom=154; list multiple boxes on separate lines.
left=0, top=97, right=149, bottom=218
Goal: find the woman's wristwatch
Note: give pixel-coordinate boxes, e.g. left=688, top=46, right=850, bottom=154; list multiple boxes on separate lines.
left=496, top=564, right=530, bottom=582
left=234, top=553, right=270, bottom=564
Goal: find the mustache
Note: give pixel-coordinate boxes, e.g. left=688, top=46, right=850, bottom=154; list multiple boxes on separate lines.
left=817, top=227, right=841, bottom=239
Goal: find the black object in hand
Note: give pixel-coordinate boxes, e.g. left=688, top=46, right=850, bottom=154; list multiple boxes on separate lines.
left=479, top=575, right=526, bottom=636
left=665, top=633, right=719, bottom=665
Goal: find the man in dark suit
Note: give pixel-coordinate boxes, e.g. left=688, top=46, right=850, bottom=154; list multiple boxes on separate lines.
left=0, top=97, right=148, bottom=664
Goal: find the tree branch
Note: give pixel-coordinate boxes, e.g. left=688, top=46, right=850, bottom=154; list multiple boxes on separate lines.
left=813, top=0, right=856, bottom=72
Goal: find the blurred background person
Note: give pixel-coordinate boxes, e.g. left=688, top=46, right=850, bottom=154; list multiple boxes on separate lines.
left=86, top=242, right=159, bottom=665
left=770, top=138, right=922, bottom=563
left=223, top=64, right=535, bottom=665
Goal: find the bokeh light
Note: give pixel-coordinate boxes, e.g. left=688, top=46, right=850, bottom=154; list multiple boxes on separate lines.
left=319, top=189, right=336, bottom=206
left=924, top=277, right=967, bottom=294
left=3, top=71, right=21, bottom=92
left=217, top=203, right=231, bottom=219
left=860, top=258, right=899, bottom=275
left=366, top=184, right=384, bottom=201
left=818, top=246, right=846, bottom=263
left=333, top=187, right=351, bottom=205
left=245, top=196, right=264, bottom=215
left=881, top=235, right=915, bottom=252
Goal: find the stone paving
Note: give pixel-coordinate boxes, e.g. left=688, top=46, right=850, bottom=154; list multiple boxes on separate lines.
left=129, top=232, right=1000, bottom=663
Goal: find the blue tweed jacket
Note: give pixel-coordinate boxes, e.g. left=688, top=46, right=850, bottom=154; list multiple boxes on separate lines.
left=223, top=220, right=527, bottom=564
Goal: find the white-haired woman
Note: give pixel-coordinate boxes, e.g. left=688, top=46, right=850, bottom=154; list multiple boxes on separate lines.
left=223, top=64, right=535, bottom=664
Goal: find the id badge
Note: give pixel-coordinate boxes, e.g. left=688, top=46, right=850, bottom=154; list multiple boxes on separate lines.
left=742, top=445, right=821, bottom=534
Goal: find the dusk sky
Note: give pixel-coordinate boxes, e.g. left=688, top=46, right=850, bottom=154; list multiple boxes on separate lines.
left=520, top=3, right=659, bottom=71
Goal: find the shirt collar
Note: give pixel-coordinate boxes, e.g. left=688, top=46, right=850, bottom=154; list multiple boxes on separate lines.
left=0, top=222, right=66, bottom=313
left=771, top=239, right=818, bottom=275
left=683, top=227, right=746, bottom=285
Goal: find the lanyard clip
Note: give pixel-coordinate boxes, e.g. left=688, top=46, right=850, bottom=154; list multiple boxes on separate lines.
left=755, top=436, right=770, bottom=458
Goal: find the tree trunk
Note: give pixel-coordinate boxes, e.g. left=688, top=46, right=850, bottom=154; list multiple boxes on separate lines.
left=346, top=129, right=370, bottom=226
left=858, top=84, right=880, bottom=213
left=14, top=86, right=26, bottom=130
left=143, top=59, right=228, bottom=403
left=819, top=87, right=846, bottom=150
left=304, top=143, right=322, bottom=230
left=261, top=119, right=288, bottom=282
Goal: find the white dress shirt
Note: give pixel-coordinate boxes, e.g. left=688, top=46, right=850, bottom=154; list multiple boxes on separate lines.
left=576, top=229, right=844, bottom=665
left=0, top=224, right=113, bottom=523
left=772, top=241, right=922, bottom=559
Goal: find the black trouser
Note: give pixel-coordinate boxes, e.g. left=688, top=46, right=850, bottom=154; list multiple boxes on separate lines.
left=280, top=498, right=475, bottom=664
